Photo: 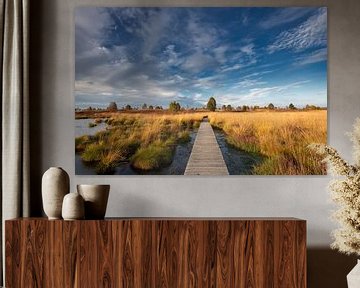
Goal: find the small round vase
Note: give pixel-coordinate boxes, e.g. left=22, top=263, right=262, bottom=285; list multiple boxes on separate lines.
left=62, top=192, right=85, bottom=220
left=77, top=184, right=110, bottom=219
left=42, top=167, right=70, bottom=219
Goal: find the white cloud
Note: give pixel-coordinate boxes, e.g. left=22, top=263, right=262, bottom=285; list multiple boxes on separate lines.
left=259, top=7, right=314, bottom=29
left=193, top=93, right=201, bottom=98
left=267, top=8, right=327, bottom=53
left=221, top=64, right=242, bottom=72
left=75, top=8, right=114, bottom=58
left=220, top=43, right=257, bottom=72
left=163, top=44, right=182, bottom=67
left=212, top=45, right=228, bottom=64
left=243, top=70, right=274, bottom=79
left=243, top=87, right=284, bottom=99
left=75, top=8, right=111, bottom=39
left=213, top=80, right=311, bottom=107
left=107, top=8, right=173, bottom=58
left=242, top=80, right=310, bottom=99
left=295, top=48, right=327, bottom=66
left=139, top=10, right=172, bottom=57
left=187, top=14, right=219, bottom=49
left=233, top=79, right=267, bottom=89
left=192, top=75, right=223, bottom=90
left=157, top=74, right=186, bottom=86
left=75, top=80, right=114, bottom=95
left=193, top=93, right=206, bottom=103
left=181, top=50, right=217, bottom=73
left=240, top=43, right=255, bottom=56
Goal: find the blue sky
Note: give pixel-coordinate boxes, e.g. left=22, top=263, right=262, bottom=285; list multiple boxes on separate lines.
left=75, top=7, right=327, bottom=109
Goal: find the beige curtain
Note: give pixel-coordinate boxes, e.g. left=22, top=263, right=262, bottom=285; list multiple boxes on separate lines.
left=0, top=0, right=30, bottom=284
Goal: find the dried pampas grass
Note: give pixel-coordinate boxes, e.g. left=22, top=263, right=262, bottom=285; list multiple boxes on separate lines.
left=310, top=118, right=360, bottom=256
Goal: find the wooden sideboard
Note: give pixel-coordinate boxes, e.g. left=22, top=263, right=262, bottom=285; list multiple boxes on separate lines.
left=5, top=218, right=306, bottom=287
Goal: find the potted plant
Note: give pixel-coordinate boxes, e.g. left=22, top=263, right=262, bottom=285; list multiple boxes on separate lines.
left=310, top=118, right=360, bottom=287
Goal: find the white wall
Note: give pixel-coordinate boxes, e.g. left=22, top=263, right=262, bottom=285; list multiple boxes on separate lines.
left=30, top=0, right=360, bottom=249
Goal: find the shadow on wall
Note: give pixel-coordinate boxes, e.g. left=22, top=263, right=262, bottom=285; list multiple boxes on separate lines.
left=308, top=248, right=357, bottom=288
left=107, top=191, right=183, bottom=217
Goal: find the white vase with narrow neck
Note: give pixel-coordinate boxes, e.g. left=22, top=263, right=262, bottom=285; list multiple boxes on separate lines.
left=347, top=260, right=360, bottom=288
left=42, top=167, right=70, bottom=219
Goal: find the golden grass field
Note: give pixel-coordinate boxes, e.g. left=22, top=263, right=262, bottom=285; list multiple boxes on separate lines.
left=76, top=112, right=206, bottom=173
left=75, top=110, right=327, bottom=175
left=208, top=110, right=327, bottom=175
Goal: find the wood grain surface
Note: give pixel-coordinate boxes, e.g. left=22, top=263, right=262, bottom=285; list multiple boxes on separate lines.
left=6, top=218, right=306, bottom=287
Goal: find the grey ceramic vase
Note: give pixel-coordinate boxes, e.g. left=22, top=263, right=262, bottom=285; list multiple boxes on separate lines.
left=42, top=167, right=70, bottom=219
left=77, top=184, right=110, bottom=219
left=62, top=192, right=85, bottom=220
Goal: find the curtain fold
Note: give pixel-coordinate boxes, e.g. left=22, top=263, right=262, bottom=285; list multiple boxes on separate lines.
left=0, top=0, right=30, bottom=284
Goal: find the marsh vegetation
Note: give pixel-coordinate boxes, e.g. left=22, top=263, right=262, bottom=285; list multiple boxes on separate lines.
left=75, top=107, right=327, bottom=175
left=75, top=112, right=205, bottom=174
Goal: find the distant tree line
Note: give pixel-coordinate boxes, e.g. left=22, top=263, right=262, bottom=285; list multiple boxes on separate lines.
left=77, top=98, right=324, bottom=112
left=217, top=101, right=323, bottom=112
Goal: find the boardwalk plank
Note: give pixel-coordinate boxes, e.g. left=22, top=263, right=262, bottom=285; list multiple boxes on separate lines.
left=185, top=120, right=229, bottom=175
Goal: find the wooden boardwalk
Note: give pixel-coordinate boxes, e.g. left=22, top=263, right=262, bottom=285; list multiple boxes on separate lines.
left=185, top=119, right=229, bottom=175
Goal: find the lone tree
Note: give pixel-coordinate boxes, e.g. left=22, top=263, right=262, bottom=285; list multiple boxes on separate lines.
left=142, top=103, right=147, bottom=110
left=207, top=97, right=217, bottom=111
left=169, top=101, right=181, bottom=112
left=125, top=104, right=132, bottom=110
left=226, top=104, right=233, bottom=111
left=289, top=103, right=296, bottom=110
left=107, top=102, right=118, bottom=111
left=268, top=103, right=275, bottom=110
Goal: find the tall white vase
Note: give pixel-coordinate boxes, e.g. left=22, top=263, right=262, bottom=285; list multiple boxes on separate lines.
left=42, top=167, right=70, bottom=219
left=347, top=260, right=360, bottom=288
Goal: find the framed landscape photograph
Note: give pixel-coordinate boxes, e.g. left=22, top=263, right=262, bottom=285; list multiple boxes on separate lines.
left=75, top=6, right=327, bottom=175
